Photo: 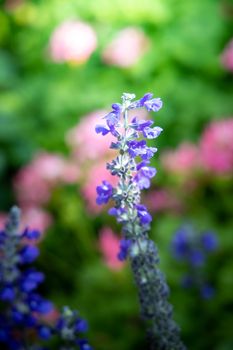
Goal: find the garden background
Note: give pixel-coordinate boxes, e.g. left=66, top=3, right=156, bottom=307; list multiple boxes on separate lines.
left=0, top=0, right=233, bottom=349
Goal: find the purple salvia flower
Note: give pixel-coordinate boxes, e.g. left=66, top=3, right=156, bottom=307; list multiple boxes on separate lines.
left=142, top=126, right=163, bottom=139
left=95, top=124, right=110, bottom=136
left=127, top=140, right=157, bottom=160
left=117, top=239, right=132, bottom=261
left=134, top=165, right=157, bottom=189
left=96, top=180, right=113, bottom=205
left=139, top=92, right=154, bottom=106
left=144, top=97, right=163, bottom=112
left=96, top=93, right=185, bottom=350
left=130, top=117, right=154, bottom=131
left=136, top=205, right=152, bottom=225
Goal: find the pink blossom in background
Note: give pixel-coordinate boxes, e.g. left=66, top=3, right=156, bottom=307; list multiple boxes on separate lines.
left=30, top=152, right=79, bottom=184
left=21, top=207, right=52, bottom=233
left=102, top=27, right=150, bottom=67
left=60, top=161, right=80, bottom=184
left=13, top=152, right=76, bottom=207
left=99, top=227, right=124, bottom=270
left=14, top=164, right=51, bottom=207
left=145, top=189, right=183, bottom=213
left=82, top=161, right=118, bottom=214
left=49, top=20, right=97, bottom=64
left=161, top=142, right=200, bottom=175
left=30, top=153, right=67, bottom=182
left=221, top=39, right=233, bottom=72
left=66, top=110, right=114, bottom=162
left=200, top=118, right=233, bottom=174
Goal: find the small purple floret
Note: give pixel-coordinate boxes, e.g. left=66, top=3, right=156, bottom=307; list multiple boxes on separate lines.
left=117, top=239, right=132, bottom=261
left=20, top=245, right=39, bottom=264
left=136, top=205, right=152, bottom=225
left=144, top=98, right=163, bottom=112
left=96, top=180, right=113, bottom=205
left=95, top=125, right=110, bottom=136
left=142, top=126, right=163, bottom=139
left=134, top=166, right=157, bottom=189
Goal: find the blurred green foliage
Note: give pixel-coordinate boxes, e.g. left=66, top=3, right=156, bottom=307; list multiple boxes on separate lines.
left=0, top=0, right=233, bottom=349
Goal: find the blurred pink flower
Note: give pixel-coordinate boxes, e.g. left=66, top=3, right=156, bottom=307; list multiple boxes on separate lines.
left=200, top=118, right=233, bottom=174
left=49, top=20, right=97, bottom=64
left=31, top=153, right=68, bottom=182
left=145, top=189, right=183, bottom=213
left=99, top=227, right=124, bottom=270
left=221, top=39, right=233, bottom=72
left=102, top=27, right=150, bottom=67
left=21, top=207, right=52, bottom=233
left=60, top=161, right=80, bottom=184
left=82, top=161, right=118, bottom=214
left=66, top=110, right=114, bottom=162
left=14, top=164, right=51, bottom=207
left=14, top=152, right=76, bottom=207
left=161, top=142, right=200, bottom=175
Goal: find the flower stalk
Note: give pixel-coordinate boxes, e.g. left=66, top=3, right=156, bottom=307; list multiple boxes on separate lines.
left=96, top=92, right=186, bottom=350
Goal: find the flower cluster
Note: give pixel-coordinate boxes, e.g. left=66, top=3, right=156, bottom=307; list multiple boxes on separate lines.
left=171, top=225, right=218, bottom=299
left=96, top=93, right=185, bottom=350
left=0, top=207, right=92, bottom=350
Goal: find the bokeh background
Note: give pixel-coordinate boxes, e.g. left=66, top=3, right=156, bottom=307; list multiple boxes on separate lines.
left=0, top=0, right=233, bottom=349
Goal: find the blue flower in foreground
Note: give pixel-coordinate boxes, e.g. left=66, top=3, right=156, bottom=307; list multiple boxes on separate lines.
left=0, top=207, right=93, bottom=350
left=96, top=93, right=185, bottom=350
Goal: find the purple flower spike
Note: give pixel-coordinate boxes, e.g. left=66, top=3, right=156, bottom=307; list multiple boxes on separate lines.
left=96, top=180, right=113, bottom=205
